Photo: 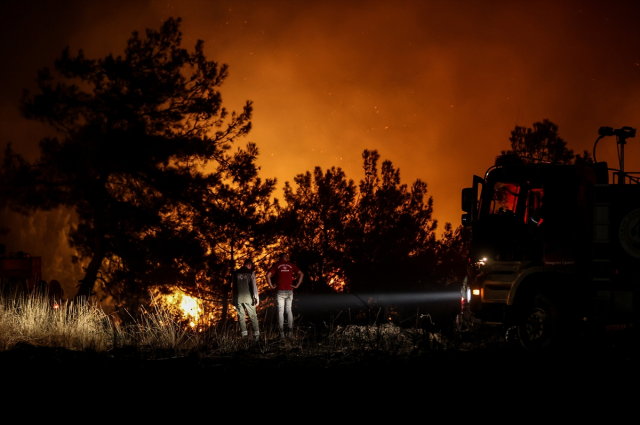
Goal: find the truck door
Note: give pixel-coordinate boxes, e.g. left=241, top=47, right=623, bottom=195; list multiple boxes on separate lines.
left=475, top=180, right=526, bottom=261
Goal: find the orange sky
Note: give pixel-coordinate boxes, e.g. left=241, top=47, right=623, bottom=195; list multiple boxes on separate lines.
left=1, top=0, right=640, bottom=289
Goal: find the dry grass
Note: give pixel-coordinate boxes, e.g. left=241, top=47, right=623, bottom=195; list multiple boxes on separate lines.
left=0, top=294, right=112, bottom=351
left=119, top=304, right=196, bottom=351
left=0, top=293, right=476, bottom=361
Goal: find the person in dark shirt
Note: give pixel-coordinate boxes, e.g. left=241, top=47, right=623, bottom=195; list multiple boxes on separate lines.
left=267, top=253, right=303, bottom=338
left=232, top=259, right=260, bottom=341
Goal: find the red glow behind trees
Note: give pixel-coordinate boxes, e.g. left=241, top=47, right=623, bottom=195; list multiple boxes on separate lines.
left=280, top=165, right=356, bottom=293
left=192, top=142, right=278, bottom=327
left=1, top=16, right=471, bottom=316
left=280, top=149, right=456, bottom=294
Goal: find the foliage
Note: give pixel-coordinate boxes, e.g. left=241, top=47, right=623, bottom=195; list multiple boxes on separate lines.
left=347, top=150, right=438, bottom=292
left=187, top=142, right=278, bottom=324
left=2, top=18, right=254, bottom=303
left=281, top=150, right=443, bottom=294
left=435, top=222, right=470, bottom=286
left=280, top=166, right=356, bottom=292
left=1, top=17, right=467, bottom=311
left=502, top=119, right=593, bottom=165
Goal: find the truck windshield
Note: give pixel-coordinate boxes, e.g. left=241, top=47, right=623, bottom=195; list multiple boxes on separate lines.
left=488, top=182, right=520, bottom=216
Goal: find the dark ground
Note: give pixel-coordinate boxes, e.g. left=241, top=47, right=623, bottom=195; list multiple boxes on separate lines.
left=2, top=291, right=637, bottom=402
left=2, top=337, right=636, bottom=415
left=3, top=331, right=635, bottom=382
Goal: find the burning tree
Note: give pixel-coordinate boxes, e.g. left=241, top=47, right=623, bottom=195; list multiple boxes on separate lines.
left=2, top=18, right=254, bottom=306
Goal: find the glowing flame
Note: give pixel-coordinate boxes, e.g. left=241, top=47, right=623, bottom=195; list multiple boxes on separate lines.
left=179, top=294, right=201, bottom=322
left=329, top=277, right=346, bottom=292
left=155, top=290, right=203, bottom=324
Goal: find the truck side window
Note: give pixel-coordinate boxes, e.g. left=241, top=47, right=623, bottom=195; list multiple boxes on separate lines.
left=524, top=188, right=544, bottom=225
left=489, top=182, right=520, bottom=216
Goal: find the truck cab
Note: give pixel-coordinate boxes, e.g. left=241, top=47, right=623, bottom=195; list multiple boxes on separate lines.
left=460, top=154, right=639, bottom=350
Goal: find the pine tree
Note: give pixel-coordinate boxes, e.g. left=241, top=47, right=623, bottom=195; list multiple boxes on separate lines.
left=2, top=18, right=253, bottom=301
left=347, top=150, right=438, bottom=292
left=280, top=166, right=356, bottom=292
left=191, top=142, right=277, bottom=327
left=503, top=119, right=593, bottom=165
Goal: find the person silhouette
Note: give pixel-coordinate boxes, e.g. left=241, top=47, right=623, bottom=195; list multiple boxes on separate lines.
left=266, top=253, right=304, bottom=338
left=232, top=259, right=260, bottom=341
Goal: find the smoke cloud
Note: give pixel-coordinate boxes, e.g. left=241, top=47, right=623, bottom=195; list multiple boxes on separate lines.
left=2, top=0, right=639, bottom=287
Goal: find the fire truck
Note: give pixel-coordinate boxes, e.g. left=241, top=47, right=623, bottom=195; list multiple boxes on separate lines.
left=458, top=126, right=639, bottom=350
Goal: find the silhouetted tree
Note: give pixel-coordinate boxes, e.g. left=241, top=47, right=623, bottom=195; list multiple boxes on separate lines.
left=346, top=150, right=438, bottom=292
left=573, top=150, right=594, bottom=165
left=278, top=150, right=440, bottom=294
left=193, top=142, right=277, bottom=327
left=280, top=166, right=356, bottom=292
left=2, top=18, right=253, bottom=302
left=435, top=222, right=470, bottom=286
left=279, top=150, right=466, bottom=297
left=502, top=119, right=593, bottom=165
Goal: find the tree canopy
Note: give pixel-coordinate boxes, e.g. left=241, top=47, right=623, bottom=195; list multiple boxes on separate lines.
left=279, top=150, right=456, bottom=294
left=502, top=119, right=592, bottom=164
left=1, top=17, right=470, bottom=323
left=280, top=165, right=356, bottom=293
left=2, top=18, right=255, bottom=302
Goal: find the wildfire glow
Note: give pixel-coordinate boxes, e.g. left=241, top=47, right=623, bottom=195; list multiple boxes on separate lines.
left=155, top=290, right=203, bottom=324
left=329, top=277, right=346, bottom=292
left=179, top=294, right=201, bottom=322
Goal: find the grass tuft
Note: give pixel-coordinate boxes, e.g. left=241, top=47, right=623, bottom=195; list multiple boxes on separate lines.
left=0, top=293, right=112, bottom=351
left=0, top=294, right=500, bottom=363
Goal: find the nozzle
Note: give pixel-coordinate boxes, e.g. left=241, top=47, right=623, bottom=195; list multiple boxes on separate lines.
left=598, top=126, right=614, bottom=137
left=615, top=126, right=636, bottom=139
left=598, top=126, right=636, bottom=139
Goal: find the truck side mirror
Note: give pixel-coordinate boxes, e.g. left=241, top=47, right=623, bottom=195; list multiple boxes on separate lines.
left=462, top=187, right=474, bottom=213
left=461, top=213, right=471, bottom=227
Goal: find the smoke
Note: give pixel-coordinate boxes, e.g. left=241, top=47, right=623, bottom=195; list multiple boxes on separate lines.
left=0, top=208, right=86, bottom=299
left=2, top=0, right=640, bottom=290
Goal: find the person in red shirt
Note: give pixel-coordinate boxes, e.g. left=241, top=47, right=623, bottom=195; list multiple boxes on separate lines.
left=267, top=253, right=304, bottom=338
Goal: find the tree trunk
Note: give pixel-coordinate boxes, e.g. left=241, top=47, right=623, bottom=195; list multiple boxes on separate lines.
left=74, top=215, right=106, bottom=302
left=74, top=253, right=105, bottom=302
left=219, top=235, right=235, bottom=331
left=219, top=280, right=230, bottom=331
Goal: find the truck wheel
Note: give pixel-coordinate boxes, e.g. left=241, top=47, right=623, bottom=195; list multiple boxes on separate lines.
left=517, top=292, right=561, bottom=351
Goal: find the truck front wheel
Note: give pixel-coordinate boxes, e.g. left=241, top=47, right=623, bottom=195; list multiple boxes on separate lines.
left=517, top=292, right=562, bottom=351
